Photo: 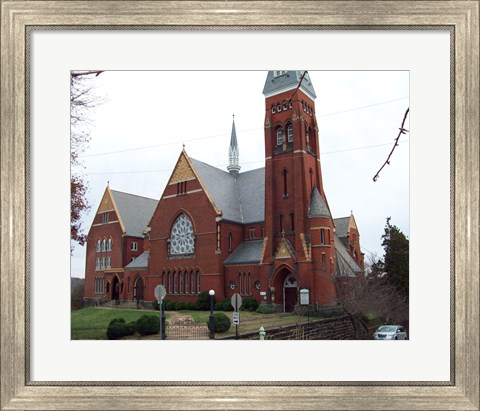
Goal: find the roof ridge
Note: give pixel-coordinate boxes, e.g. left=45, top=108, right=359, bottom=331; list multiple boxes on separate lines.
left=110, top=189, right=158, bottom=202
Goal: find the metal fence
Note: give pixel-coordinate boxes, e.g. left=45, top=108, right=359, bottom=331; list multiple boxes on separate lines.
left=166, top=323, right=209, bottom=340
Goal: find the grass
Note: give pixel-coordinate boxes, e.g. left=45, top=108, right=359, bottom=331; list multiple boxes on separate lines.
left=71, top=307, right=169, bottom=340
left=72, top=307, right=315, bottom=340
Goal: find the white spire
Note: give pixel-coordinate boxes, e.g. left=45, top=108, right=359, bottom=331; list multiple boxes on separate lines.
left=227, top=115, right=241, bottom=177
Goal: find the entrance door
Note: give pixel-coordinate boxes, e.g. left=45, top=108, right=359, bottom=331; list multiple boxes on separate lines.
left=112, top=276, right=120, bottom=301
left=283, top=273, right=297, bottom=312
left=134, top=276, right=144, bottom=301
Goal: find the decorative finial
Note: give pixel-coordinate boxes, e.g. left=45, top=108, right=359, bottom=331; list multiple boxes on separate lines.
left=183, top=143, right=185, bottom=149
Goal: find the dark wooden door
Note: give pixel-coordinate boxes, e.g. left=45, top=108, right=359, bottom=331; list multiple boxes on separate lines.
left=284, top=288, right=297, bottom=312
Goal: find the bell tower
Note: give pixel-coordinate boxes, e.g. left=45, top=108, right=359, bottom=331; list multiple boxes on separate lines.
left=261, top=71, right=337, bottom=306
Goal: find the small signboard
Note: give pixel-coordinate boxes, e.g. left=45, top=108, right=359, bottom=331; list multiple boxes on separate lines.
left=299, top=288, right=309, bottom=305
left=232, top=312, right=240, bottom=325
left=154, top=285, right=166, bottom=301
left=259, top=291, right=266, bottom=296
left=230, top=293, right=243, bottom=311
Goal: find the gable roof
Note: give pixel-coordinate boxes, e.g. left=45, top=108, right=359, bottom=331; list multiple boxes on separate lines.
left=224, top=240, right=264, bottom=265
left=110, top=190, right=158, bottom=237
left=190, top=158, right=265, bottom=224
left=334, top=234, right=363, bottom=277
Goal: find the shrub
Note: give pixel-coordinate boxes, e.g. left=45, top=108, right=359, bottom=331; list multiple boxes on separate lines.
left=221, top=298, right=234, bottom=311
left=185, top=301, right=199, bottom=310
left=242, top=297, right=259, bottom=312
left=197, top=291, right=215, bottom=310
left=214, top=301, right=225, bottom=311
left=207, top=312, right=231, bottom=333
left=164, top=300, right=177, bottom=311
left=256, top=305, right=276, bottom=314
left=125, top=321, right=136, bottom=336
left=136, top=314, right=160, bottom=336
left=152, top=300, right=160, bottom=310
left=175, top=301, right=186, bottom=311
left=106, top=318, right=128, bottom=340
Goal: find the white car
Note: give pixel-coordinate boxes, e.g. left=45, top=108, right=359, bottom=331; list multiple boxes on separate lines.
left=373, top=325, right=408, bottom=340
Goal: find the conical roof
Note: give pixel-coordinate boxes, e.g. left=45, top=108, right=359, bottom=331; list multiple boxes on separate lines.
left=307, top=186, right=331, bottom=218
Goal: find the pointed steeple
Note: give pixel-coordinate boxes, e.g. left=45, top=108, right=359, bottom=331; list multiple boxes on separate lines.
left=307, top=186, right=331, bottom=218
left=263, top=71, right=316, bottom=100
left=227, top=115, right=241, bottom=177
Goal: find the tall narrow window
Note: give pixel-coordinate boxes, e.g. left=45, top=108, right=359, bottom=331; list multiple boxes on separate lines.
left=185, top=271, right=189, bottom=294
left=290, top=213, right=295, bottom=231
left=276, top=127, right=284, bottom=146
left=191, top=271, right=195, bottom=294
left=179, top=272, right=183, bottom=294
left=168, top=271, right=172, bottom=293
left=248, top=272, right=252, bottom=295
left=96, top=240, right=101, bottom=252
left=173, top=271, right=177, bottom=293
left=196, top=271, right=201, bottom=294
left=131, top=242, right=138, bottom=251
left=279, top=214, right=284, bottom=233
left=107, top=238, right=112, bottom=251
left=216, top=223, right=221, bottom=251
left=322, top=254, right=326, bottom=271
left=238, top=273, right=242, bottom=295
left=101, top=239, right=106, bottom=252
left=287, top=124, right=294, bottom=142
left=228, top=233, right=232, bottom=252
left=309, top=168, right=314, bottom=190
left=162, top=271, right=165, bottom=286
left=102, top=212, right=109, bottom=223
left=320, top=228, right=326, bottom=245
left=283, top=169, right=288, bottom=198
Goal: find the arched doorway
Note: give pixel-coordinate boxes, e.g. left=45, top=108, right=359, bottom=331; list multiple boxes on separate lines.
left=283, top=273, right=297, bottom=312
left=133, top=276, right=144, bottom=301
left=111, top=276, right=120, bottom=301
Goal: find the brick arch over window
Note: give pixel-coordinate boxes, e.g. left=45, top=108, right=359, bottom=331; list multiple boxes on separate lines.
left=170, top=213, right=195, bottom=255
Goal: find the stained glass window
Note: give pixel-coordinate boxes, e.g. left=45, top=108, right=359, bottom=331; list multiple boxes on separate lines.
left=170, top=213, right=195, bottom=255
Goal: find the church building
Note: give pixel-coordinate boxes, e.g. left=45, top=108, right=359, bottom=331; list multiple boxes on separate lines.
left=84, top=71, right=364, bottom=312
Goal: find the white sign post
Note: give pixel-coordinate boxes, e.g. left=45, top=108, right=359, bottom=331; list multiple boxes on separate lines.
left=299, top=288, right=310, bottom=339
left=230, top=293, right=242, bottom=339
left=154, top=285, right=166, bottom=340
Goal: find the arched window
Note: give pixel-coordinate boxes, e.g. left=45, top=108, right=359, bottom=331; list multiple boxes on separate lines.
left=101, top=239, right=106, bottom=252
left=96, top=240, right=101, bottom=252
left=287, top=124, right=294, bottom=143
left=228, top=233, right=233, bottom=252
left=179, top=271, right=183, bottom=294
left=107, top=238, right=112, bottom=251
left=190, top=271, right=195, bottom=294
left=196, top=271, right=201, bottom=294
left=168, top=271, right=172, bottom=293
left=185, top=271, right=189, bottom=294
left=173, top=271, right=178, bottom=293
left=276, top=127, right=284, bottom=146
left=170, top=214, right=195, bottom=255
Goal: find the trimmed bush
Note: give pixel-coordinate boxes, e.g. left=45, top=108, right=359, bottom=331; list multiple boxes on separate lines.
left=221, top=298, right=234, bottom=311
left=207, top=312, right=231, bottom=333
left=125, top=321, right=136, bottom=336
left=164, top=300, right=177, bottom=311
left=242, top=297, right=259, bottom=312
left=152, top=300, right=160, bottom=310
left=197, top=291, right=216, bottom=310
left=175, top=301, right=186, bottom=311
left=106, top=318, right=128, bottom=340
left=256, top=305, right=276, bottom=314
left=185, top=301, right=199, bottom=310
left=214, top=301, right=225, bottom=311
left=135, top=314, right=160, bottom=336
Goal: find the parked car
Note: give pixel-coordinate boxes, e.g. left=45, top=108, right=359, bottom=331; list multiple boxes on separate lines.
left=373, top=325, right=408, bottom=340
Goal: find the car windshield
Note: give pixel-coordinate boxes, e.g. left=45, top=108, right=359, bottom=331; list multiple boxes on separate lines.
left=377, top=326, right=397, bottom=332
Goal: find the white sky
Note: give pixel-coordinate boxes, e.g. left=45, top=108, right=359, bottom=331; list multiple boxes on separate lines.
left=71, top=70, right=409, bottom=278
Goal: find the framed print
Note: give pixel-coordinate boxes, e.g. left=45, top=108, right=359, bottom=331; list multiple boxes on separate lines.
left=1, top=1, right=479, bottom=410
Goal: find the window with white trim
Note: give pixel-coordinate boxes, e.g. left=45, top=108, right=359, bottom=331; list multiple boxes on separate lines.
left=287, top=124, right=294, bottom=143
left=107, top=238, right=112, bottom=251
left=276, top=128, right=284, bottom=146
left=96, top=240, right=101, bottom=252
left=131, top=241, right=138, bottom=251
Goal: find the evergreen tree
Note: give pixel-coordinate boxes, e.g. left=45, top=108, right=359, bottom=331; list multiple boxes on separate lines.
left=381, top=217, right=409, bottom=297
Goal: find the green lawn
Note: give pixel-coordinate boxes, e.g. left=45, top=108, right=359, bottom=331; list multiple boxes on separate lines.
left=71, top=307, right=169, bottom=340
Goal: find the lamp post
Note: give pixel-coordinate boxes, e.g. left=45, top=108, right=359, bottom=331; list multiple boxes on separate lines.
left=209, top=289, right=215, bottom=339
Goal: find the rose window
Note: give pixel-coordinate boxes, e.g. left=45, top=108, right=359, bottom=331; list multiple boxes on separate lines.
left=170, top=214, right=195, bottom=255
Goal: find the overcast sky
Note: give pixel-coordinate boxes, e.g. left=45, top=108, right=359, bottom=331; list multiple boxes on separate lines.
left=71, top=70, right=409, bottom=278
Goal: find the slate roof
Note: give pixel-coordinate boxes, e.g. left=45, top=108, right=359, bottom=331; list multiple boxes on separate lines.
left=110, top=190, right=158, bottom=237
left=224, top=240, right=264, bottom=265
left=125, top=251, right=150, bottom=270
left=333, top=217, right=350, bottom=238
left=307, top=187, right=331, bottom=218
left=263, top=71, right=317, bottom=99
left=334, top=235, right=362, bottom=277
left=190, top=158, right=265, bottom=224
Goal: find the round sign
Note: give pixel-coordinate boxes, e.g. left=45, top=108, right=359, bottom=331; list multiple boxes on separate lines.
left=154, top=284, right=166, bottom=301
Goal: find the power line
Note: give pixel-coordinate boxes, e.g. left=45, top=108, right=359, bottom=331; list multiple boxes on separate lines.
left=86, top=139, right=409, bottom=175
left=79, top=96, right=409, bottom=159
